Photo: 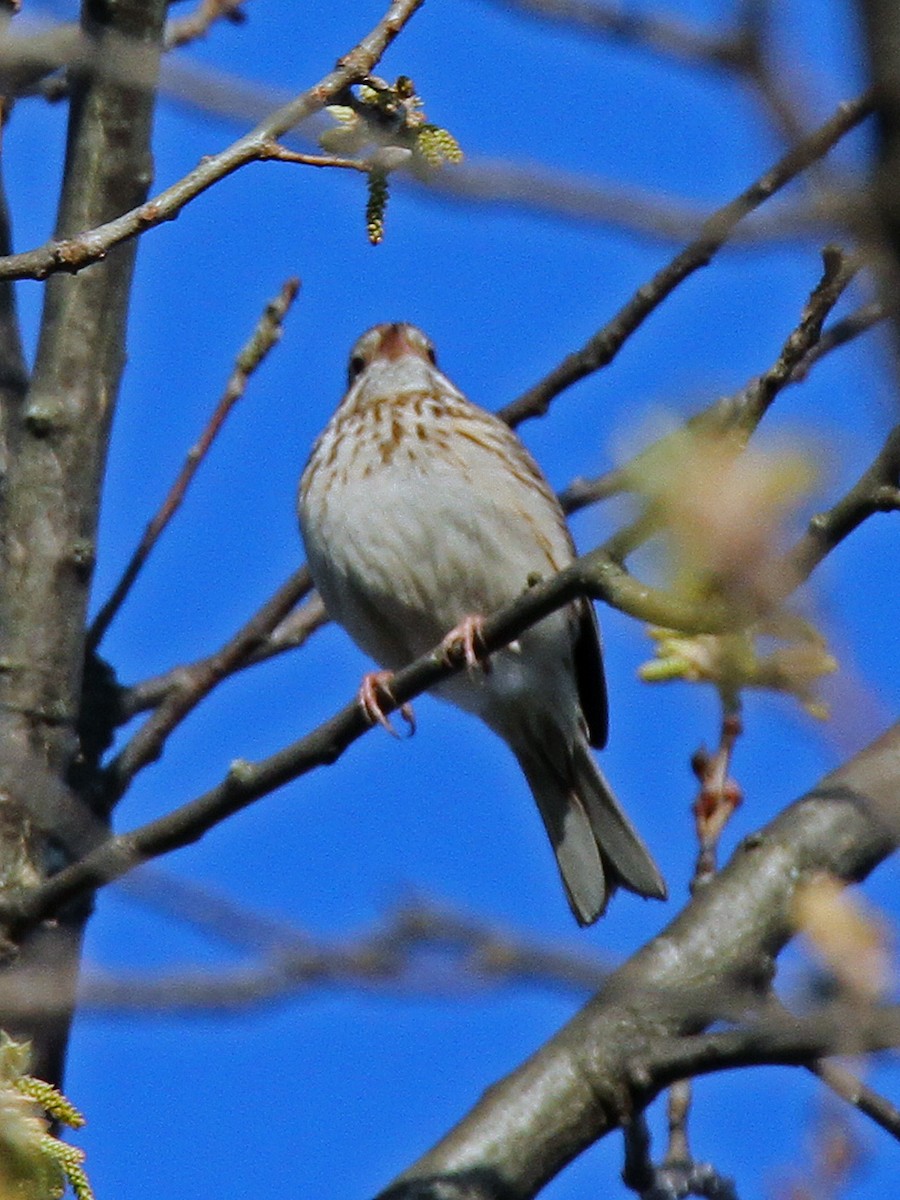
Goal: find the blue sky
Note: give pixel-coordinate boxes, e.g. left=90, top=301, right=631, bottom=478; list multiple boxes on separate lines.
left=8, top=1, right=900, bottom=1196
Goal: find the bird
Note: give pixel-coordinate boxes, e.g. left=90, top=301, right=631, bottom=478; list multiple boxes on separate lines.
left=298, top=322, right=666, bottom=924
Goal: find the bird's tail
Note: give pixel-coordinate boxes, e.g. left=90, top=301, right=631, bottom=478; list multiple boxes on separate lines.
left=515, top=736, right=666, bottom=926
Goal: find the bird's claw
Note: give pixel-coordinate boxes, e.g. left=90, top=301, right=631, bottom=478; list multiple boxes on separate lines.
left=359, top=671, right=416, bottom=738
left=441, top=614, right=491, bottom=674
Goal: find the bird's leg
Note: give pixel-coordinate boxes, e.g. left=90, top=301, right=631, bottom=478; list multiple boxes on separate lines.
left=359, top=670, right=416, bottom=738
left=441, top=614, right=491, bottom=673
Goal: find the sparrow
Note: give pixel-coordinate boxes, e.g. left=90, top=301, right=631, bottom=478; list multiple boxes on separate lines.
left=298, top=322, right=666, bottom=924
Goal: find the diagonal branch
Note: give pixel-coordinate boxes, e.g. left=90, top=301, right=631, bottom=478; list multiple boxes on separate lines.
left=376, top=723, right=900, bottom=1199
left=498, top=91, right=874, bottom=428
left=115, top=587, right=326, bottom=720
left=2, top=458, right=897, bottom=935
left=0, top=0, right=425, bottom=282
left=99, top=564, right=314, bottom=811
left=559, top=295, right=887, bottom=515
left=785, top=423, right=900, bottom=585
left=87, top=276, right=300, bottom=652
left=480, top=0, right=750, bottom=71
left=98, top=401, right=900, bottom=826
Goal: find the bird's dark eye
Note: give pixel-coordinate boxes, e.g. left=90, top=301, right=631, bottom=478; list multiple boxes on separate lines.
left=425, top=344, right=437, bottom=366
left=348, top=353, right=366, bottom=384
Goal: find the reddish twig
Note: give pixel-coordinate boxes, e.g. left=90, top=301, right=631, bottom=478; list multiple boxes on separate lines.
left=87, top=277, right=300, bottom=652
left=690, top=711, right=744, bottom=889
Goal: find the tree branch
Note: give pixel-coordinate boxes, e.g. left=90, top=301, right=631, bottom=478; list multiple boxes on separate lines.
left=480, top=0, right=750, bottom=72
left=377, top=723, right=900, bottom=1199
left=0, top=0, right=425, bottom=282
left=164, top=0, right=250, bottom=50
left=498, top=91, right=873, bottom=427
left=0, top=474, right=894, bottom=938
left=99, top=565, right=314, bottom=810
left=785, top=423, right=900, bottom=585
left=857, top=1, right=900, bottom=343
left=87, top=275, right=300, bottom=651
left=115, top=587, right=326, bottom=720
left=559, top=295, right=887, bottom=516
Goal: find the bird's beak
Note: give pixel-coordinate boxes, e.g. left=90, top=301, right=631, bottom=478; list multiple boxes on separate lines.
left=378, top=324, right=420, bottom=362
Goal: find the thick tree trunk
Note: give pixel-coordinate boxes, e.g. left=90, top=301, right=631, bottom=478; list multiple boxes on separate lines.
left=0, top=0, right=166, bottom=1085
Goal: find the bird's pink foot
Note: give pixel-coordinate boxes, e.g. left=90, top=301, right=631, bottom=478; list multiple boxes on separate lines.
left=359, top=670, right=416, bottom=738
left=441, top=614, right=490, bottom=673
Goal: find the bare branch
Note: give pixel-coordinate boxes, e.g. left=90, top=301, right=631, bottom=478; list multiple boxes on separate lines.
left=87, top=276, right=300, bottom=651
left=785, top=423, right=900, bottom=586
left=377, top=724, right=900, bottom=1199
left=811, top=1059, right=900, bottom=1142
left=116, top=589, right=327, bottom=720
left=164, top=0, right=250, bottom=50
left=729, top=245, right=859, bottom=432
left=257, top=143, right=370, bottom=172
left=0, top=0, right=426, bottom=282
left=791, top=300, right=886, bottom=381
left=72, top=899, right=611, bottom=1014
left=498, top=92, right=874, bottom=428
left=0, top=549, right=743, bottom=932
left=636, top=1004, right=900, bottom=1091
left=560, top=294, right=887, bottom=518
left=481, top=0, right=749, bottom=71
left=3, top=480, right=896, bottom=933
left=100, top=564, right=314, bottom=808
left=857, top=0, right=900, bottom=342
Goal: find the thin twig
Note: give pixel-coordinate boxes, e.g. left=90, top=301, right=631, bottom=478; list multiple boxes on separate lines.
left=595, top=248, right=862, bottom=565
left=732, top=245, right=859, bottom=432
left=257, top=143, right=369, bottom=171
left=100, top=564, right=314, bottom=809
left=785, top=424, right=900, bottom=586
left=117, top=590, right=327, bottom=719
left=87, top=277, right=300, bottom=652
left=690, top=712, right=744, bottom=889
left=0, top=0, right=426, bottom=281
left=72, top=899, right=611, bottom=1014
left=499, top=92, right=874, bottom=428
left=810, top=1059, right=900, bottom=1142
left=481, top=0, right=750, bottom=71
left=791, top=300, right=886, bottom=381
left=622, top=704, right=744, bottom=1199
left=0, top=894, right=610, bottom=1018
left=164, top=0, right=249, bottom=50
left=559, top=294, right=886, bottom=517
